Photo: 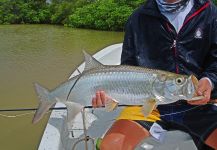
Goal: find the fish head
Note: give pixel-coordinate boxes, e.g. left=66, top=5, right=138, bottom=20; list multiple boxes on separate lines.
left=152, top=73, right=198, bottom=103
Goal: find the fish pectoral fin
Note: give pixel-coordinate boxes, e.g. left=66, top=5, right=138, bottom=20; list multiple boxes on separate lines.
left=105, top=98, right=119, bottom=112
left=141, top=99, right=156, bottom=117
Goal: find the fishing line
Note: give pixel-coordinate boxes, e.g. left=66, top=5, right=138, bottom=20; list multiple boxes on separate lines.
left=0, top=104, right=205, bottom=120
left=0, top=107, right=67, bottom=118
left=159, top=105, right=202, bottom=117
left=0, top=111, right=51, bottom=118
left=76, top=68, right=82, bottom=74
left=66, top=73, right=83, bottom=101
left=0, top=107, right=67, bottom=112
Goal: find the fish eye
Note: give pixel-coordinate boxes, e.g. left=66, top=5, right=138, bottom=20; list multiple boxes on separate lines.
left=175, top=77, right=185, bottom=85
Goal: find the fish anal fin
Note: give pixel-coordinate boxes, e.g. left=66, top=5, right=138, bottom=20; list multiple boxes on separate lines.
left=64, top=101, right=83, bottom=128
left=105, top=98, right=119, bottom=112
left=141, top=99, right=156, bottom=117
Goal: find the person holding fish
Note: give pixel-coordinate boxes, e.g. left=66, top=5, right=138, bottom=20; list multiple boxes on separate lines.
left=92, top=0, right=217, bottom=149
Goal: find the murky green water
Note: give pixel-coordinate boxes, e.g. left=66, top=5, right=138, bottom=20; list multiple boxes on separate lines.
left=0, top=25, right=124, bottom=150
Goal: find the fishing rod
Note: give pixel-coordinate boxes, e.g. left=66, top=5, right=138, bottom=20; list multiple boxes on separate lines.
left=1, top=100, right=216, bottom=112
left=0, top=105, right=142, bottom=112
left=0, top=107, right=67, bottom=112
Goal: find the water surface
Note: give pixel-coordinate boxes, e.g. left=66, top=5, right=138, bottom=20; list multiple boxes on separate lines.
left=0, top=25, right=124, bottom=150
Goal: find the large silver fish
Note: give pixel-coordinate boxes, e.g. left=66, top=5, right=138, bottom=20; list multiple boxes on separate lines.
left=32, top=51, right=202, bottom=126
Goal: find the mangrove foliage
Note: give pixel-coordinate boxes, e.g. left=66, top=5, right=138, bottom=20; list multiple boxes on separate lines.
left=1, top=0, right=217, bottom=31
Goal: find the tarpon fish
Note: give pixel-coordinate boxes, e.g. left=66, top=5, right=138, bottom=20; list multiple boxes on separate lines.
left=32, top=51, right=203, bottom=126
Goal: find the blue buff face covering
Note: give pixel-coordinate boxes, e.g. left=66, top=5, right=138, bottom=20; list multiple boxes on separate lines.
left=156, top=0, right=190, bottom=13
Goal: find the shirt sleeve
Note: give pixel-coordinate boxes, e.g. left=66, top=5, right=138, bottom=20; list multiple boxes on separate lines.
left=121, top=17, right=137, bottom=66
left=201, top=18, right=217, bottom=98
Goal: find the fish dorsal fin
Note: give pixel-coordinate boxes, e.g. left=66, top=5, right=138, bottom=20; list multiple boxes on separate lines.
left=83, top=50, right=105, bottom=71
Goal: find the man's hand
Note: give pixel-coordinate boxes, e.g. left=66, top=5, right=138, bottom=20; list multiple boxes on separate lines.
left=188, top=78, right=212, bottom=105
left=92, top=91, right=107, bottom=108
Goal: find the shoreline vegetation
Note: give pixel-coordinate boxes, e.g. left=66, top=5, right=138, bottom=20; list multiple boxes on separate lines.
left=0, top=0, right=145, bottom=31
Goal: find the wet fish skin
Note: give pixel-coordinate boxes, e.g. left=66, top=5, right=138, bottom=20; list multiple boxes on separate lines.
left=32, top=51, right=199, bottom=127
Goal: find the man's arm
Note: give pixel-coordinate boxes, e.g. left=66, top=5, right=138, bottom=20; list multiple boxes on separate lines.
left=188, top=19, right=217, bottom=105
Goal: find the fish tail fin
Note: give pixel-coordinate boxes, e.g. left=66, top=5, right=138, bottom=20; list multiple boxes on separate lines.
left=32, top=83, right=56, bottom=124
